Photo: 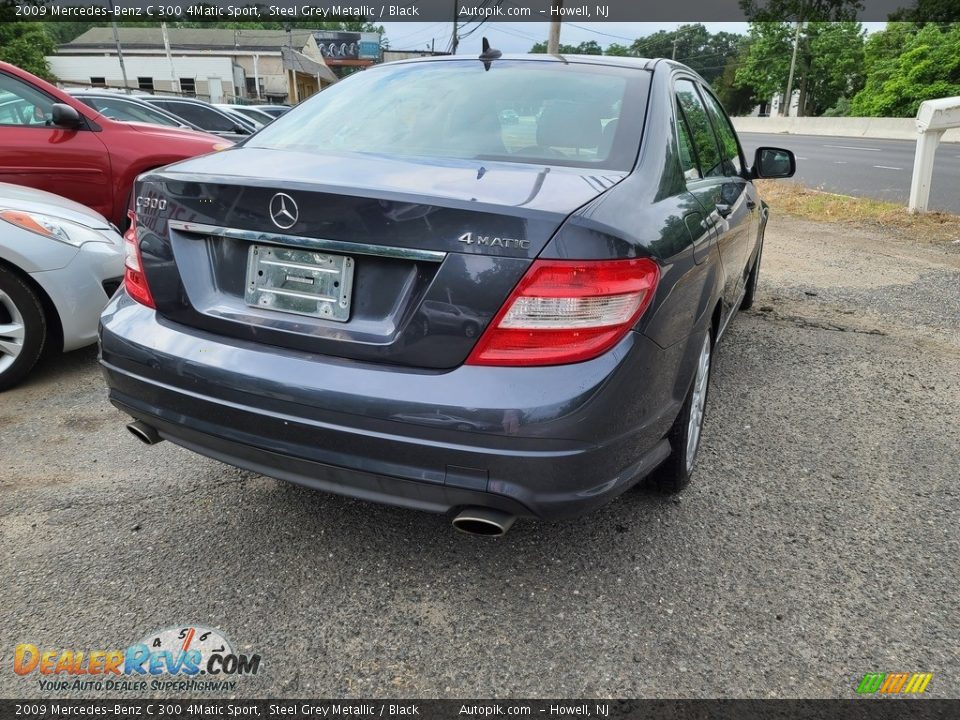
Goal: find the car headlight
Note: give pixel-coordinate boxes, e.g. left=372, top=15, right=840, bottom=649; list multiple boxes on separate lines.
left=0, top=209, right=116, bottom=247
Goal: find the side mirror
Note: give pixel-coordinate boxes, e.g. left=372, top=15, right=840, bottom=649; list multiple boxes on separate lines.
left=752, top=147, right=796, bottom=179
left=51, top=103, right=82, bottom=129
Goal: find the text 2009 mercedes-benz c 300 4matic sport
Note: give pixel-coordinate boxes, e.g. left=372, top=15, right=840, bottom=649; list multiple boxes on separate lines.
left=99, top=52, right=795, bottom=535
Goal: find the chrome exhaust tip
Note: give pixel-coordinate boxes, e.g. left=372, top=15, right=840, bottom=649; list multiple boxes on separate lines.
left=126, top=420, right=163, bottom=445
left=452, top=507, right=515, bottom=537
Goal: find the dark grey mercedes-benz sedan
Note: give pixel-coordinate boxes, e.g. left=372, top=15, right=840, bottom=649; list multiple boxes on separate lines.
left=100, top=53, right=795, bottom=535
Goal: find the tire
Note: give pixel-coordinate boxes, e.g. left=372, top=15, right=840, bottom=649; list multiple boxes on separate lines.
left=0, top=266, right=47, bottom=392
left=650, top=330, right=712, bottom=494
left=740, top=239, right=763, bottom=311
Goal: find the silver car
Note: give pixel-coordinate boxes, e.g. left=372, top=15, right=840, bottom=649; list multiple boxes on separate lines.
left=0, top=182, right=123, bottom=390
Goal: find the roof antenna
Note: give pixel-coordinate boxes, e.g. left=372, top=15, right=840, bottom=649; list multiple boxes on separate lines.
left=479, top=37, right=502, bottom=71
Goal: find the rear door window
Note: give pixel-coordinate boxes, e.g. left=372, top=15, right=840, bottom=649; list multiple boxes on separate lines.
left=675, top=79, right=722, bottom=178
left=700, top=88, right=743, bottom=176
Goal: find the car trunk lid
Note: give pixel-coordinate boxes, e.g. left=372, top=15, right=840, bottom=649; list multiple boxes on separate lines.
left=134, top=149, right=626, bottom=369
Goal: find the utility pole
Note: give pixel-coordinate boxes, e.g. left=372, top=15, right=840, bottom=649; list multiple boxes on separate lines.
left=111, top=21, right=130, bottom=93
left=783, top=21, right=802, bottom=118
left=105, top=0, right=130, bottom=93
left=161, top=22, right=179, bottom=95
left=547, top=0, right=563, bottom=54
left=672, top=36, right=678, bottom=59
left=451, top=0, right=459, bottom=54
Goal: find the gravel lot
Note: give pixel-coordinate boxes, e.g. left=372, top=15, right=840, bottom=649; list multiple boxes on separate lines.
left=1, top=215, right=958, bottom=699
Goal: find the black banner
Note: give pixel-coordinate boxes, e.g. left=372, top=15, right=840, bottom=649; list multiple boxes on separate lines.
left=2, top=700, right=959, bottom=720
left=5, top=0, right=960, bottom=23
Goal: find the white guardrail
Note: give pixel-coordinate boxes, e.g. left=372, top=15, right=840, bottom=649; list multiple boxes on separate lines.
left=908, top=97, right=960, bottom=212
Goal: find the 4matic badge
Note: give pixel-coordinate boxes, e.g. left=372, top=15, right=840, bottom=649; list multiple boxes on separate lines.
left=458, top=232, right=530, bottom=250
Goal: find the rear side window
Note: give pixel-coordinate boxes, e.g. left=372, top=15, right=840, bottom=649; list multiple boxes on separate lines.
left=247, top=60, right=651, bottom=170
left=151, top=100, right=237, bottom=132
left=675, top=79, right=722, bottom=178
left=700, top=89, right=743, bottom=176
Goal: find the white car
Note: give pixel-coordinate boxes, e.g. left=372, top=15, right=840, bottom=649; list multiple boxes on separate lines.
left=0, top=182, right=123, bottom=390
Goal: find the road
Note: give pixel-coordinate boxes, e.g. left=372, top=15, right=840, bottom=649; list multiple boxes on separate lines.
left=1, top=216, right=958, bottom=698
left=739, top=132, right=960, bottom=214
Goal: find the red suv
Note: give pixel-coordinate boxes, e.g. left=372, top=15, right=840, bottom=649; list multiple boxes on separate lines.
left=0, top=62, right=230, bottom=228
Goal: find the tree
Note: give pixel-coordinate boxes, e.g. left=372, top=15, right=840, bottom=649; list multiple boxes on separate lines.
left=889, top=0, right=960, bottom=25
left=734, top=21, right=864, bottom=116
left=529, top=40, right=601, bottom=55
left=627, top=24, right=743, bottom=84
left=739, top=0, right=864, bottom=21
left=801, top=21, right=866, bottom=114
left=734, top=22, right=794, bottom=109
left=604, top=43, right=631, bottom=56
left=715, top=53, right=757, bottom=115
left=850, top=23, right=960, bottom=116
left=0, top=23, right=56, bottom=79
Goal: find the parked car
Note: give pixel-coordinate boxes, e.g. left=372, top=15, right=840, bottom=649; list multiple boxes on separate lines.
left=0, top=183, right=123, bottom=390
left=214, top=103, right=269, bottom=130
left=248, top=104, right=290, bottom=119
left=0, top=62, right=231, bottom=229
left=100, top=54, right=795, bottom=535
left=228, top=105, right=278, bottom=126
left=137, top=96, right=253, bottom=141
left=69, top=89, right=200, bottom=130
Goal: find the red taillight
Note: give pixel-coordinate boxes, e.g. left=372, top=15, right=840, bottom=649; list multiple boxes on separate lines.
left=466, top=258, right=660, bottom=366
left=123, top=211, right=155, bottom=309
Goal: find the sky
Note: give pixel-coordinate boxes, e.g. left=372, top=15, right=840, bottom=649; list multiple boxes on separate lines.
left=380, top=21, right=889, bottom=54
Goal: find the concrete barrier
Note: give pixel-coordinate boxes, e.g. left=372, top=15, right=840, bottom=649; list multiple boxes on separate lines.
left=732, top=116, right=960, bottom=143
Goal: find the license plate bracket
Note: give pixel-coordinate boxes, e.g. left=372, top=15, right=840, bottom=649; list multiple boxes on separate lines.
left=244, top=244, right=354, bottom=322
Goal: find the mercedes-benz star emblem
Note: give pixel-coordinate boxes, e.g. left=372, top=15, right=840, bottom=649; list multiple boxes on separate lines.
left=269, top=192, right=298, bottom=230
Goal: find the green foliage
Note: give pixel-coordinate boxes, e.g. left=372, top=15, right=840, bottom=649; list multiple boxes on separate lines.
left=604, top=43, right=631, bottom=57
left=528, top=40, right=601, bottom=55
left=889, top=0, right=960, bottom=25
left=627, top=24, right=741, bottom=84
left=734, top=22, right=794, bottom=103
left=821, top=96, right=851, bottom=116
left=739, top=0, right=864, bottom=22
left=0, top=22, right=56, bottom=79
left=734, top=21, right=864, bottom=116
left=715, top=54, right=757, bottom=115
left=850, top=23, right=960, bottom=117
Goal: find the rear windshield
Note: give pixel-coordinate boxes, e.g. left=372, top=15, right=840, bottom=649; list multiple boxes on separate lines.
left=247, top=60, right=650, bottom=171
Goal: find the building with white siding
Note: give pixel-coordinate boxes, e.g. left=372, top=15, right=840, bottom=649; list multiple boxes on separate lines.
left=47, top=28, right=339, bottom=104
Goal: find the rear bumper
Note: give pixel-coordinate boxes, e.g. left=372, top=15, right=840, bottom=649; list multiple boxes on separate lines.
left=100, top=293, right=694, bottom=520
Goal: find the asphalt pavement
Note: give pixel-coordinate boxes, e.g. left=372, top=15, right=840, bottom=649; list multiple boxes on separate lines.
left=0, top=216, right=958, bottom=699
left=739, top=132, right=960, bottom=214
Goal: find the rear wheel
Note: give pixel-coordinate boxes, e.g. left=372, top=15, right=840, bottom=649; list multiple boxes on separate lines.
left=0, top=266, right=47, bottom=391
left=650, top=330, right=712, bottom=494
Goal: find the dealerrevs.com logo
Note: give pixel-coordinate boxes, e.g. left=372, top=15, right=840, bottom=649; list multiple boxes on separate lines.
left=13, top=626, right=262, bottom=693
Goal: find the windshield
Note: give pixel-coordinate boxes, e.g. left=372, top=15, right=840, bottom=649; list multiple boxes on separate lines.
left=247, top=60, right=649, bottom=170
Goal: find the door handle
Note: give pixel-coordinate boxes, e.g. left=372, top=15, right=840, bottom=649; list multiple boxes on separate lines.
left=715, top=203, right=733, bottom=219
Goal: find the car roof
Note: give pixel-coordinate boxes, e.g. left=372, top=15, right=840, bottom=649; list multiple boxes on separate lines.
left=383, top=53, right=661, bottom=71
